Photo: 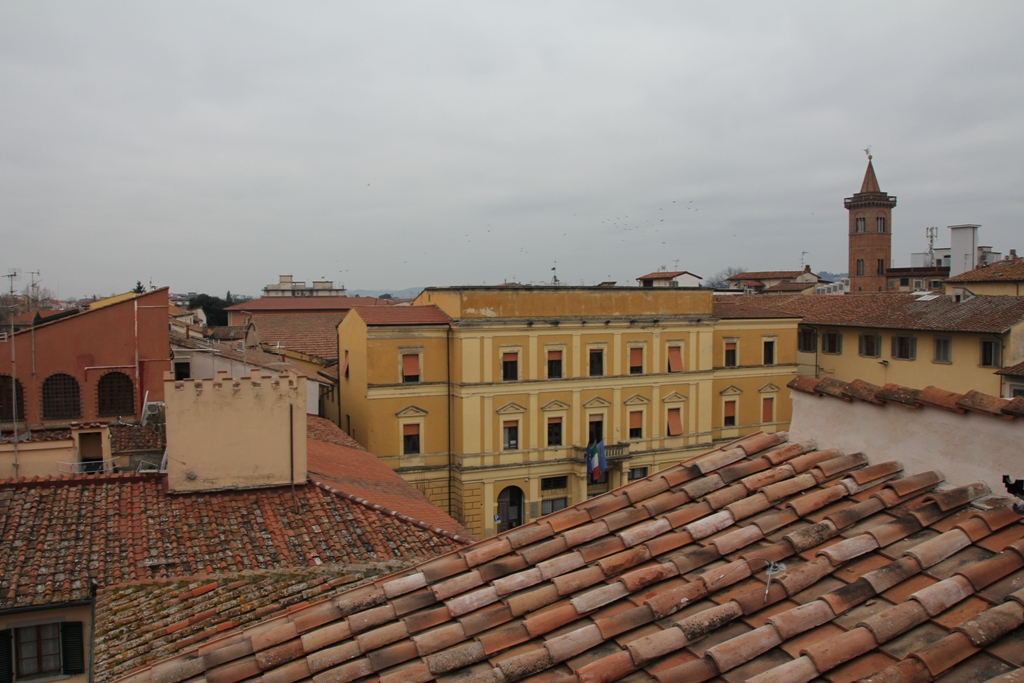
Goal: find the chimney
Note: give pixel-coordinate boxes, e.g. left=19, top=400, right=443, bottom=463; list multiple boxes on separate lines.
left=948, top=225, right=980, bottom=277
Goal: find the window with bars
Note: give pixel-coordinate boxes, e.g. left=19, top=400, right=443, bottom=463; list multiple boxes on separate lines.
left=0, top=375, right=24, bottom=423
left=41, top=373, right=81, bottom=420
left=97, top=372, right=135, bottom=416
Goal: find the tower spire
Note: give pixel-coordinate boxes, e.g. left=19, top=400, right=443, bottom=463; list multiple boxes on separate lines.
left=860, top=155, right=881, bottom=193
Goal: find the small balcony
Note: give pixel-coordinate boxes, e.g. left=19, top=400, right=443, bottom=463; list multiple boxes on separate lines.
left=572, top=442, right=630, bottom=462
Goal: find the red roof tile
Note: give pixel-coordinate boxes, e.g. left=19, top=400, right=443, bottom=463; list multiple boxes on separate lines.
left=636, top=271, right=701, bottom=281
left=722, top=292, right=1024, bottom=334
left=251, top=313, right=345, bottom=360
left=171, top=333, right=325, bottom=381
left=116, top=425, right=1024, bottom=683
left=306, top=418, right=472, bottom=540
left=727, top=271, right=804, bottom=281
left=945, top=257, right=1024, bottom=283
left=351, top=305, right=452, bottom=326
left=0, top=472, right=463, bottom=613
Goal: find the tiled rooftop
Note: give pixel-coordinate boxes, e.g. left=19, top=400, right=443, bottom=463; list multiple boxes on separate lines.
left=762, top=282, right=816, bottom=292
left=946, top=257, right=1024, bottom=283
left=636, top=272, right=700, bottom=281
left=352, top=305, right=452, bottom=326
left=721, top=292, right=1024, bottom=334
left=712, top=300, right=802, bottom=320
left=789, top=376, right=1024, bottom=420
left=171, top=333, right=326, bottom=381
left=225, top=297, right=390, bottom=312
left=112, top=429, right=1024, bottom=683
left=0, top=470, right=464, bottom=612
left=94, top=569, right=366, bottom=683
left=306, top=416, right=473, bottom=540
left=251, top=313, right=346, bottom=361
left=727, top=271, right=804, bottom=281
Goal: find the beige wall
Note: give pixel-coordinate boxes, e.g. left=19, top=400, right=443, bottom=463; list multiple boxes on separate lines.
left=1, top=427, right=113, bottom=480
left=945, top=281, right=1024, bottom=297
left=797, top=324, right=1010, bottom=396
left=165, top=369, right=307, bottom=492
left=339, top=292, right=801, bottom=538
left=789, top=390, right=1023, bottom=493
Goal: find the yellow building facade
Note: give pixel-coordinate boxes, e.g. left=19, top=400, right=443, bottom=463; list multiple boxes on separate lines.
left=338, top=287, right=799, bottom=538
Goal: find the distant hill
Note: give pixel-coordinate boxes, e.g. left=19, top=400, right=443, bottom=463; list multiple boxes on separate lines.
left=817, top=271, right=847, bottom=282
left=348, top=287, right=424, bottom=300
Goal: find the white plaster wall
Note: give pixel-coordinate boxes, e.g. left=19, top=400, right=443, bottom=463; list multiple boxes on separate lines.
left=789, top=391, right=1023, bottom=493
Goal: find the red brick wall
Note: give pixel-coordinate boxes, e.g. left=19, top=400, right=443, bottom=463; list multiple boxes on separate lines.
left=0, top=289, right=170, bottom=426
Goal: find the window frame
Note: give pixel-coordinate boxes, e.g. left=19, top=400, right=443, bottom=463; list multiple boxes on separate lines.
left=41, top=373, right=82, bottom=420
left=877, top=217, right=886, bottom=233
left=980, top=340, right=1001, bottom=368
left=401, top=423, right=421, bottom=455
left=891, top=335, right=917, bottom=360
left=723, top=399, right=737, bottom=428
left=666, top=407, right=683, bottom=437
left=856, top=259, right=865, bottom=276
left=761, top=396, right=775, bottom=424
left=401, top=352, right=421, bottom=383
left=501, top=351, right=519, bottom=382
left=541, top=498, right=567, bottom=515
left=628, top=467, right=648, bottom=481
left=667, top=344, right=683, bottom=373
left=546, top=348, right=563, bottom=379
left=877, top=258, right=885, bottom=275
left=821, top=332, right=842, bottom=355
left=546, top=417, right=562, bottom=447
left=855, top=217, right=866, bottom=233
left=797, top=328, right=817, bottom=353
left=933, top=337, right=952, bottom=364
left=541, top=476, right=567, bottom=491
left=0, top=375, right=25, bottom=423
left=588, top=348, right=604, bottom=377
left=503, top=420, right=519, bottom=451
left=628, top=346, right=644, bottom=375
left=97, top=371, right=135, bottom=417
left=723, top=340, right=737, bottom=368
left=762, top=339, right=775, bottom=366
left=628, top=410, right=643, bottom=440
left=858, top=333, right=882, bottom=358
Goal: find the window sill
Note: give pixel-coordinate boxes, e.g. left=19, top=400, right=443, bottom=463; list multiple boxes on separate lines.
left=932, top=360, right=951, bottom=365
left=15, top=675, right=71, bottom=683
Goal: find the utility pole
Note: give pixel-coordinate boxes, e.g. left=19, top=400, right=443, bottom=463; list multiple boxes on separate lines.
left=3, top=269, right=19, bottom=477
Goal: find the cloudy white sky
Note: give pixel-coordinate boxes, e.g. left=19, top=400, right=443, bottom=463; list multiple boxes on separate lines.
left=2, top=1, right=1022, bottom=298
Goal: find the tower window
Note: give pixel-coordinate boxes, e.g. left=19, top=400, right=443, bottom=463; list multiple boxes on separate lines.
left=877, top=217, right=886, bottom=232
left=855, top=217, right=866, bottom=233
left=877, top=259, right=885, bottom=275
left=856, top=259, right=864, bottom=276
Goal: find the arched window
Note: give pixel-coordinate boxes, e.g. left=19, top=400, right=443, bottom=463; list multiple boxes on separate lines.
left=97, top=372, right=135, bottom=416
left=0, top=375, right=25, bottom=422
left=42, top=373, right=81, bottom=420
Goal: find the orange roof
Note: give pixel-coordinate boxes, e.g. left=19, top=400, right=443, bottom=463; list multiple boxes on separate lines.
left=306, top=417, right=472, bottom=540
left=946, top=257, right=1024, bottom=283
left=117, top=421, right=1024, bottom=683
left=636, top=271, right=701, bottom=281
left=251, top=312, right=346, bottom=360
left=352, top=305, right=452, bottom=326
left=727, top=270, right=803, bottom=281
left=860, top=157, right=881, bottom=193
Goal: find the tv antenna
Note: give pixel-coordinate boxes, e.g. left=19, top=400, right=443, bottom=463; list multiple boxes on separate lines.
left=800, top=251, right=810, bottom=269
left=926, top=227, right=938, bottom=267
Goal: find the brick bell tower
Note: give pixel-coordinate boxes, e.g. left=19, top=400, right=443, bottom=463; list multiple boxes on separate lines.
left=845, top=155, right=897, bottom=292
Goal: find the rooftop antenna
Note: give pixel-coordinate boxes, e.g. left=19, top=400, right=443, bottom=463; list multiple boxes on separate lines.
left=926, top=227, right=938, bottom=267
left=3, top=269, right=20, bottom=477
left=672, top=259, right=680, bottom=270
left=551, top=261, right=559, bottom=285
left=800, top=251, right=809, bottom=269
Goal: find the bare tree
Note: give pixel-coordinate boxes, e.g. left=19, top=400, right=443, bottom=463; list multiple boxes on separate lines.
left=704, top=266, right=747, bottom=289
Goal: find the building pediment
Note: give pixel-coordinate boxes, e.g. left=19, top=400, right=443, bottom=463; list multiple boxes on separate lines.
left=662, top=392, right=688, bottom=403
left=496, top=402, right=527, bottom=415
left=759, top=383, right=780, bottom=393
left=719, top=385, right=743, bottom=396
left=582, top=396, right=612, bottom=409
left=541, top=399, right=570, bottom=412
left=623, top=394, right=651, bottom=406
left=395, top=405, right=428, bottom=418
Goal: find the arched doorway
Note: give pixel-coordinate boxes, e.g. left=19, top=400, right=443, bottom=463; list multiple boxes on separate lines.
left=496, top=486, right=524, bottom=533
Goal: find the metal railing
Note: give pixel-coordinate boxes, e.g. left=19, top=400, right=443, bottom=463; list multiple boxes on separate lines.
left=572, top=442, right=630, bottom=461
left=59, top=459, right=115, bottom=475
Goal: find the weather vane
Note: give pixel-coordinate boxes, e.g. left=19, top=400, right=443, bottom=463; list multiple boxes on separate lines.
left=864, top=145, right=872, bottom=160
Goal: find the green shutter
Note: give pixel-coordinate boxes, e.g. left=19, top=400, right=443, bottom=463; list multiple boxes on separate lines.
left=60, top=622, right=85, bottom=675
left=0, top=630, right=12, bottom=683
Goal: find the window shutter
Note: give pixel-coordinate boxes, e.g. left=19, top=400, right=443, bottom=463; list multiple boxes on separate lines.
left=666, top=408, right=682, bottom=436
left=725, top=342, right=736, bottom=351
left=502, top=352, right=517, bottom=362
left=503, top=420, right=516, bottom=429
left=402, top=354, right=419, bottom=377
left=724, top=401, right=736, bottom=418
left=547, top=417, right=560, bottom=425
left=0, top=629, right=12, bottom=683
left=909, top=337, right=917, bottom=360
left=547, top=350, right=561, bottom=361
left=762, top=397, right=774, bottom=423
left=667, top=346, right=683, bottom=372
left=629, top=348, right=643, bottom=367
left=61, top=622, right=85, bottom=676
left=835, top=334, right=842, bottom=354
left=858, top=335, right=866, bottom=355
left=629, top=411, right=642, bottom=430
left=403, top=424, right=419, bottom=436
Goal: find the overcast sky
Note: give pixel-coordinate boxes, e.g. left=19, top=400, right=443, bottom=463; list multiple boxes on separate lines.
left=2, top=2, right=1022, bottom=299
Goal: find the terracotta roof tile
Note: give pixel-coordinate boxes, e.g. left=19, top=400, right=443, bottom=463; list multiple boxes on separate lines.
left=108, top=431, right=1024, bottom=683
left=225, top=296, right=389, bottom=312
left=945, top=256, right=1024, bottom=283
left=250, top=313, right=345, bottom=360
